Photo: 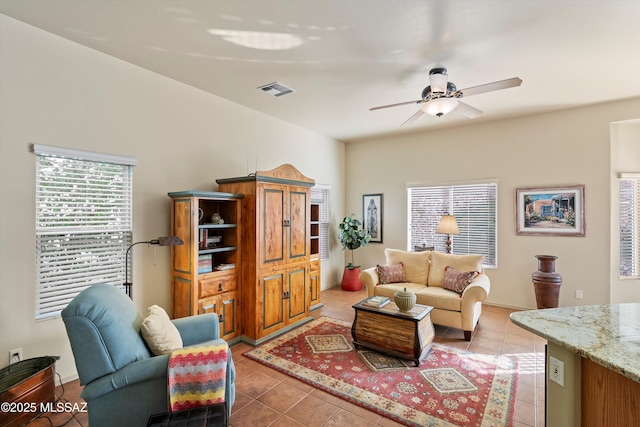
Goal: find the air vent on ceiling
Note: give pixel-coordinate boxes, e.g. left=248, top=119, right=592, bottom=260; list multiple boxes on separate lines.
left=257, top=82, right=294, bottom=97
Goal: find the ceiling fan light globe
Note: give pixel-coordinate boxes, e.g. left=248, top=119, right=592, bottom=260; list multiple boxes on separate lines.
left=422, top=98, right=458, bottom=117
left=430, top=73, right=448, bottom=94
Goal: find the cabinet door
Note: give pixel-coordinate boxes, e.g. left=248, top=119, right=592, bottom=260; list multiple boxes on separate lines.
left=173, top=276, right=193, bottom=319
left=199, top=296, right=220, bottom=318
left=309, top=264, right=320, bottom=306
left=260, top=186, right=285, bottom=265
left=198, top=292, right=240, bottom=340
left=219, top=291, right=239, bottom=340
left=288, top=188, right=309, bottom=262
left=287, top=266, right=309, bottom=324
left=260, top=271, right=285, bottom=334
left=172, top=198, right=193, bottom=275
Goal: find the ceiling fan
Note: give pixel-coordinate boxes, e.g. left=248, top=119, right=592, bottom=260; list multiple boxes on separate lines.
left=370, top=67, right=522, bottom=126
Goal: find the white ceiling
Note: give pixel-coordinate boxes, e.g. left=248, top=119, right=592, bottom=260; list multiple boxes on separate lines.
left=2, top=0, right=640, bottom=141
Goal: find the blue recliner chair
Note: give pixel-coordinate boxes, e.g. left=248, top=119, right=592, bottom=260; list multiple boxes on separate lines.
left=61, top=284, right=235, bottom=426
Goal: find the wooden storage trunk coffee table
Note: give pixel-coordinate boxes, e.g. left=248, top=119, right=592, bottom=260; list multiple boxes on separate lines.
left=351, top=299, right=435, bottom=366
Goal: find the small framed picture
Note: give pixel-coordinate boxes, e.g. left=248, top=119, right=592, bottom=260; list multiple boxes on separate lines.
left=363, top=193, right=383, bottom=243
left=515, top=185, right=585, bottom=236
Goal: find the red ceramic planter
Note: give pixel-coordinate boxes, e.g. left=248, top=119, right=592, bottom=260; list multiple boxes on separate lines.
left=341, top=267, right=362, bottom=291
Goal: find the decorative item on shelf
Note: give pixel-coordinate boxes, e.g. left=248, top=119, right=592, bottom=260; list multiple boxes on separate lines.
left=206, top=235, right=222, bottom=248
left=210, top=212, right=224, bottom=224
left=123, top=236, right=184, bottom=299
left=198, top=208, right=204, bottom=222
left=338, top=214, right=371, bottom=291
left=531, top=255, right=562, bottom=309
left=394, top=287, right=417, bottom=312
left=436, top=214, right=459, bottom=254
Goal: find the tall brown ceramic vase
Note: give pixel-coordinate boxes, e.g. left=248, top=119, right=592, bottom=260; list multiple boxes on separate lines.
left=532, top=255, right=562, bottom=309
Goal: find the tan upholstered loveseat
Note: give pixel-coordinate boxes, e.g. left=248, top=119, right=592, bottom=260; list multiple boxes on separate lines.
left=359, top=249, right=490, bottom=341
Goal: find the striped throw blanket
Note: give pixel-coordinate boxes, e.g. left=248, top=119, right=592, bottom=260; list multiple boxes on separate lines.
left=168, top=343, right=229, bottom=412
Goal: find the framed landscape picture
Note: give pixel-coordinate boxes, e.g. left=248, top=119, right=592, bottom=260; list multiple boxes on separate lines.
left=516, top=185, right=585, bottom=236
left=363, top=193, right=383, bottom=243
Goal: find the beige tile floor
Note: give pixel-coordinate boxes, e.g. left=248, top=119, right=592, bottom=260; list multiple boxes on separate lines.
left=29, top=286, right=546, bottom=426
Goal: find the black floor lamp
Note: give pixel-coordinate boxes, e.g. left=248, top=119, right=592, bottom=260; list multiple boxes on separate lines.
left=123, top=236, right=184, bottom=299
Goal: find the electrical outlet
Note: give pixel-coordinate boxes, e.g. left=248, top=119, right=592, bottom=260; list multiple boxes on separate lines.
left=549, top=356, right=564, bottom=386
left=9, top=348, right=22, bottom=364
left=575, top=290, right=583, bottom=299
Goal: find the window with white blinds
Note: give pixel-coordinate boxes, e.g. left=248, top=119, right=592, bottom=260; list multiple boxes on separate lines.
left=34, top=144, right=135, bottom=319
left=407, top=182, right=498, bottom=268
left=620, top=174, right=640, bottom=278
left=310, top=185, right=330, bottom=260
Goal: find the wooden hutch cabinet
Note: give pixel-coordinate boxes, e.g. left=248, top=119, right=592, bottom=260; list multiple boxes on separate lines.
left=168, top=191, right=243, bottom=342
left=217, top=164, right=316, bottom=344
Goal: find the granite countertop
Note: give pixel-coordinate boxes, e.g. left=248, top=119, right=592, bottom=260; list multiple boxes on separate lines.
left=510, top=303, right=640, bottom=383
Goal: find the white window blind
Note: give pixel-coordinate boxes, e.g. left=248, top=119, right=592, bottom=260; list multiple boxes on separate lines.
left=34, top=144, right=135, bottom=319
left=311, top=186, right=330, bottom=260
left=408, top=182, right=497, bottom=268
left=620, top=174, right=640, bottom=278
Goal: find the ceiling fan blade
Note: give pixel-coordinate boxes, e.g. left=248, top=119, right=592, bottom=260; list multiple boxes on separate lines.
left=455, top=77, right=522, bottom=98
left=456, top=101, right=483, bottom=119
left=400, top=109, right=425, bottom=127
left=370, top=99, right=423, bottom=111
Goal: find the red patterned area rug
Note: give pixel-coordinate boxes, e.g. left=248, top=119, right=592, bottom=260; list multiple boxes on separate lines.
left=244, top=316, right=518, bottom=427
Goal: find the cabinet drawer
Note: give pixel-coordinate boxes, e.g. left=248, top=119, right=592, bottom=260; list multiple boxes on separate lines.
left=310, top=259, right=320, bottom=271
left=199, top=275, right=237, bottom=298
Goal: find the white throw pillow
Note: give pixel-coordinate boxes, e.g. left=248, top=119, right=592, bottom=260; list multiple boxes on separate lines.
left=140, top=305, right=183, bottom=355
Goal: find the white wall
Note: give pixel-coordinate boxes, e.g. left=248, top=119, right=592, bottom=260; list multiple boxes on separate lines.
left=610, top=119, right=640, bottom=303
left=0, top=15, right=345, bottom=380
left=346, top=97, right=640, bottom=310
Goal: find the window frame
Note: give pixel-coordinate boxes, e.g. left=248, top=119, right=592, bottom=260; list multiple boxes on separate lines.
left=34, top=144, right=136, bottom=319
left=619, top=173, right=640, bottom=279
left=407, top=180, right=498, bottom=268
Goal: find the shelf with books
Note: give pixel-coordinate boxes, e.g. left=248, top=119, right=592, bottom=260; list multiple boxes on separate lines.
left=168, top=190, right=242, bottom=342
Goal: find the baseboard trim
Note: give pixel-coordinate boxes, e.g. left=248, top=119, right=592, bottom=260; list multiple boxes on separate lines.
left=483, top=301, right=536, bottom=311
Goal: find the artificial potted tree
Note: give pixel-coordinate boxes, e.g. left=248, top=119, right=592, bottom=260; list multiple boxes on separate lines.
left=338, top=214, right=371, bottom=291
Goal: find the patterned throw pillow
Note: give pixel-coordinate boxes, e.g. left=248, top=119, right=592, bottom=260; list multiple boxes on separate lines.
left=442, top=266, right=479, bottom=294
left=376, top=263, right=407, bottom=284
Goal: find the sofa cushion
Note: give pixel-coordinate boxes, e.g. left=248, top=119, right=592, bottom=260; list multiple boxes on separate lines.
left=376, top=263, right=407, bottom=284
left=372, top=283, right=462, bottom=312
left=428, top=252, right=484, bottom=287
left=140, top=305, right=183, bottom=356
left=384, top=249, right=430, bottom=285
left=414, top=286, right=462, bottom=311
left=372, top=283, right=425, bottom=302
left=442, top=266, right=480, bottom=294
